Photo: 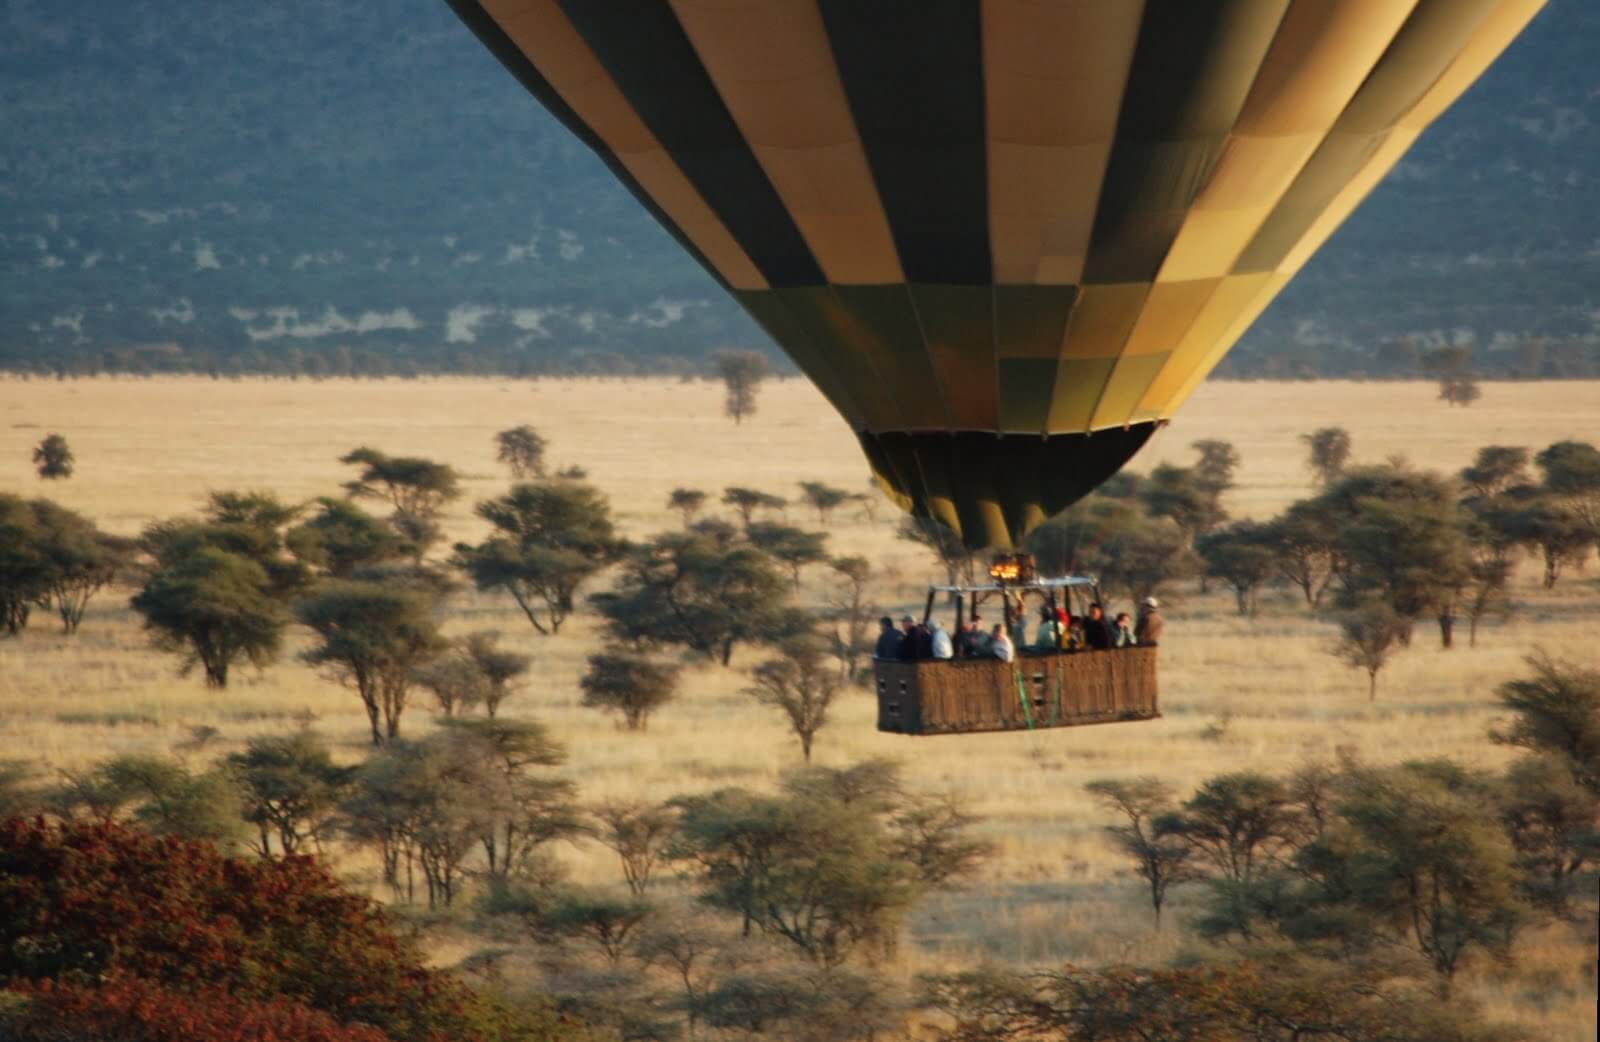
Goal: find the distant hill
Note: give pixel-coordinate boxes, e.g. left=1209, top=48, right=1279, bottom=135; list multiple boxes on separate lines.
left=1, top=0, right=1596, bottom=378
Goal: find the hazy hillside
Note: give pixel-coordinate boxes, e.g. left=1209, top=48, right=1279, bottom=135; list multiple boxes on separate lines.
left=1, top=0, right=1595, bottom=376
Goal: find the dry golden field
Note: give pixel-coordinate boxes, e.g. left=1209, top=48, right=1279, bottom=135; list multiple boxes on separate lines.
left=1, top=375, right=1597, bottom=1037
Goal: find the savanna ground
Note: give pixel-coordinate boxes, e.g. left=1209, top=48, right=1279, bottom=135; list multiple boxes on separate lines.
left=2, top=376, right=1596, bottom=1038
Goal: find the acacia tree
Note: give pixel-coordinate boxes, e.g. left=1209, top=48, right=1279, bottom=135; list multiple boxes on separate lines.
left=339, top=446, right=460, bottom=559
left=1300, top=427, right=1351, bottom=487
left=495, top=425, right=548, bottom=480
left=1333, top=595, right=1409, bottom=700
left=286, top=498, right=411, bottom=578
left=296, top=579, right=447, bottom=745
left=130, top=546, right=287, bottom=688
left=898, top=515, right=977, bottom=591
left=0, top=495, right=48, bottom=634
left=746, top=521, right=828, bottom=589
left=31, top=433, right=73, bottom=480
left=1084, top=778, right=1201, bottom=925
left=454, top=479, right=624, bottom=635
left=670, top=762, right=985, bottom=966
left=798, top=481, right=851, bottom=524
left=722, top=486, right=786, bottom=529
left=588, top=800, right=679, bottom=895
left=713, top=349, right=768, bottom=424
left=825, top=555, right=875, bottom=683
left=1461, top=445, right=1531, bottom=500
left=439, top=716, right=581, bottom=884
left=1535, top=439, right=1600, bottom=540
left=1263, top=501, right=1338, bottom=608
left=746, top=635, right=842, bottom=762
left=28, top=500, right=132, bottom=634
left=667, top=487, right=707, bottom=526
left=225, top=732, right=354, bottom=858
left=592, top=529, right=799, bottom=666
left=580, top=652, right=679, bottom=731
left=1196, top=521, right=1277, bottom=616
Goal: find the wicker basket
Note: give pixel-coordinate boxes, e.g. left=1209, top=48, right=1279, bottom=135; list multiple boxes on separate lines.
left=874, top=648, right=1159, bottom=735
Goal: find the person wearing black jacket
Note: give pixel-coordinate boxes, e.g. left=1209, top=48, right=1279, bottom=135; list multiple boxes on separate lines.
left=874, top=616, right=903, bottom=660
left=1084, top=603, right=1114, bottom=650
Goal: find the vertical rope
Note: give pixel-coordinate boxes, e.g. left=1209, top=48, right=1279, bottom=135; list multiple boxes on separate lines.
left=1013, top=666, right=1035, bottom=730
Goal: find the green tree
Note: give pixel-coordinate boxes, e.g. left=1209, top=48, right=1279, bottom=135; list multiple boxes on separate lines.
left=1263, top=500, right=1339, bottom=608
left=1333, top=595, right=1410, bottom=700
left=670, top=783, right=918, bottom=965
left=340, top=737, right=484, bottom=907
left=439, top=716, right=580, bottom=884
left=668, top=487, right=706, bottom=526
left=287, top=497, right=411, bottom=577
left=898, top=515, right=977, bottom=590
left=1491, top=653, right=1600, bottom=797
left=592, top=529, right=799, bottom=665
left=1497, top=755, right=1600, bottom=917
left=1025, top=495, right=1140, bottom=579
left=746, top=635, right=842, bottom=763
left=588, top=800, right=679, bottom=896
left=28, top=500, right=133, bottom=634
left=580, top=652, right=680, bottom=731
left=454, top=479, right=624, bottom=635
left=1165, top=772, right=1298, bottom=887
left=1141, top=462, right=1224, bottom=547
left=824, top=555, right=875, bottom=684
left=1460, top=445, right=1531, bottom=500
left=296, top=579, right=447, bottom=745
left=713, top=349, right=768, bottom=424
left=0, top=495, right=49, bottom=634
left=1196, top=520, right=1277, bottom=616
left=747, top=521, right=828, bottom=589
left=798, top=481, right=851, bottom=525
left=1092, top=515, right=1197, bottom=607
left=339, top=446, right=461, bottom=518
left=1300, top=426, right=1351, bottom=487
left=339, top=446, right=460, bottom=559
left=225, top=732, right=354, bottom=858
left=31, top=433, right=73, bottom=480
left=1320, top=762, right=1526, bottom=982
left=462, top=630, right=530, bottom=718
left=86, top=754, right=246, bottom=846
left=130, top=546, right=287, bottom=688
left=494, top=424, right=547, bottom=480
left=1085, top=778, right=1201, bottom=926
left=721, top=486, right=786, bottom=529
left=1503, top=497, right=1592, bottom=587
left=1535, top=438, right=1600, bottom=536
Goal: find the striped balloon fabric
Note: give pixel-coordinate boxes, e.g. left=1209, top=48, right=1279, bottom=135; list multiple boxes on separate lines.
left=448, top=0, right=1546, bottom=549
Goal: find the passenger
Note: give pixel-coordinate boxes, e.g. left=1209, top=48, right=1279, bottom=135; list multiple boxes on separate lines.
left=991, top=624, right=1014, bottom=662
left=1084, top=603, right=1113, bottom=650
left=1033, top=606, right=1062, bottom=651
left=1113, top=612, right=1137, bottom=648
left=897, top=615, right=920, bottom=661
left=966, top=615, right=993, bottom=658
left=914, top=620, right=935, bottom=660
left=1065, top=614, right=1085, bottom=651
left=930, top=619, right=954, bottom=660
left=874, top=616, right=903, bottom=660
left=1136, top=597, right=1164, bottom=647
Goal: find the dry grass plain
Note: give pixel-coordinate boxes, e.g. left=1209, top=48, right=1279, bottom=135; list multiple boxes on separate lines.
left=1, top=376, right=1596, bottom=1037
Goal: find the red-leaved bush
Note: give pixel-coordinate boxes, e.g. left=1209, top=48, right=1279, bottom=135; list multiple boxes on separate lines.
left=2, top=979, right=394, bottom=1042
left=0, top=818, right=474, bottom=1041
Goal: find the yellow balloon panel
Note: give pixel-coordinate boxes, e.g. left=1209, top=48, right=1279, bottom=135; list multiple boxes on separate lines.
left=448, top=0, right=1547, bottom=545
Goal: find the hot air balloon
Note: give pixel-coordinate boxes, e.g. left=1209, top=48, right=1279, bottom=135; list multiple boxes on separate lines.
left=446, top=0, right=1544, bottom=551
left=444, top=0, right=1544, bottom=736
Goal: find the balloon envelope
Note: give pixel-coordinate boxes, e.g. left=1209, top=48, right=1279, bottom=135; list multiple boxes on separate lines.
left=448, top=0, right=1545, bottom=548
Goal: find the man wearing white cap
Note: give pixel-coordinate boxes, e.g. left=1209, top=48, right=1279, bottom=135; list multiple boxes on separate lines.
left=1135, top=597, right=1164, bottom=647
